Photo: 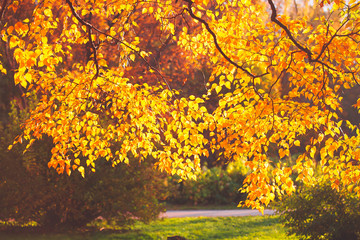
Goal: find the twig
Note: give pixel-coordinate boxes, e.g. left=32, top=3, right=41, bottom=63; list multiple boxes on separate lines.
left=66, top=0, right=99, bottom=79
left=0, top=0, right=8, bottom=25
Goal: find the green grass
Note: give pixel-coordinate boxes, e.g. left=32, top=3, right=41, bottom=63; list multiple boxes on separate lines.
left=0, top=215, right=298, bottom=240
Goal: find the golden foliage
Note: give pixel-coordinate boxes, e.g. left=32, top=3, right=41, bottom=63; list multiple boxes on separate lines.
left=3, top=0, right=360, bottom=209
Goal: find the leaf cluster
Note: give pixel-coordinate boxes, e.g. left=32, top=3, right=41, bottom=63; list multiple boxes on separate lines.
left=2, top=0, right=360, bottom=210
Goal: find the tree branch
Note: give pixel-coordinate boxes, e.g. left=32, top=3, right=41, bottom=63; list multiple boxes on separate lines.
left=66, top=0, right=99, bottom=80
left=65, top=0, right=174, bottom=92
left=267, top=0, right=313, bottom=61
left=0, top=0, right=8, bottom=25
left=183, top=0, right=255, bottom=78
left=183, top=0, right=265, bottom=99
left=314, top=19, right=348, bottom=62
left=267, top=0, right=342, bottom=73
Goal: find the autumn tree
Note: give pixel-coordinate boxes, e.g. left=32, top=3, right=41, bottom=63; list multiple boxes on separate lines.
left=2, top=0, right=360, bottom=212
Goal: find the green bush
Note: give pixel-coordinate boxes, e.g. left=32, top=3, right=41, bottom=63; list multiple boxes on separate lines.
left=275, top=180, right=360, bottom=240
left=0, top=100, right=167, bottom=231
left=167, top=161, right=248, bottom=205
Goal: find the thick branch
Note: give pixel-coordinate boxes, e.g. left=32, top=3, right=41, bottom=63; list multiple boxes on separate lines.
left=183, top=0, right=266, bottom=99
left=267, top=0, right=313, bottom=61
left=267, top=0, right=340, bottom=73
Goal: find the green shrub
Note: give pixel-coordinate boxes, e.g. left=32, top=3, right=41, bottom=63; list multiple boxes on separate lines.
left=167, top=161, right=248, bottom=205
left=0, top=100, right=167, bottom=231
left=275, top=180, right=360, bottom=240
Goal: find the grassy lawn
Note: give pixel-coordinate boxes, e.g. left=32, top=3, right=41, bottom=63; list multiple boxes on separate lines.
left=0, top=215, right=298, bottom=240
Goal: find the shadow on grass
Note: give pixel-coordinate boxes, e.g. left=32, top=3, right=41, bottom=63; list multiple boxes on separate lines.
left=0, top=231, right=154, bottom=240
left=0, top=215, right=295, bottom=240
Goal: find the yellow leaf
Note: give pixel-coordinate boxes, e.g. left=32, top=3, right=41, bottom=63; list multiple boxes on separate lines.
left=78, top=166, right=85, bottom=178
left=215, top=85, right=222, bottom=94
left=310, top=147, right=316, bottom=159
left=24, top=72, right=32, bottom=82
left=19, top=79, right=28, bottom=88
left=74, top=158, right=80, bottom=165
left=110, top=29, right=116, bottom=37
left=44, top=9, right=52, bottom=17
left=140, top=51, right=148, bottom=58
left=9, top=36, right=18, bottom=49
left=225, top=81, right=231, bottom=89
left=227, top=75, right=234, bottom=81
left=130, top=54, right=135, bottom=61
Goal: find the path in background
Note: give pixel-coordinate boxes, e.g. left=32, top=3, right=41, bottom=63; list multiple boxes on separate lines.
left=160, top=209, right=276, bottom=218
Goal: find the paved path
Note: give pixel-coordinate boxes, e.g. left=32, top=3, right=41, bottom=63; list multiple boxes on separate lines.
left=160, top=209, right=276, bottom=218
